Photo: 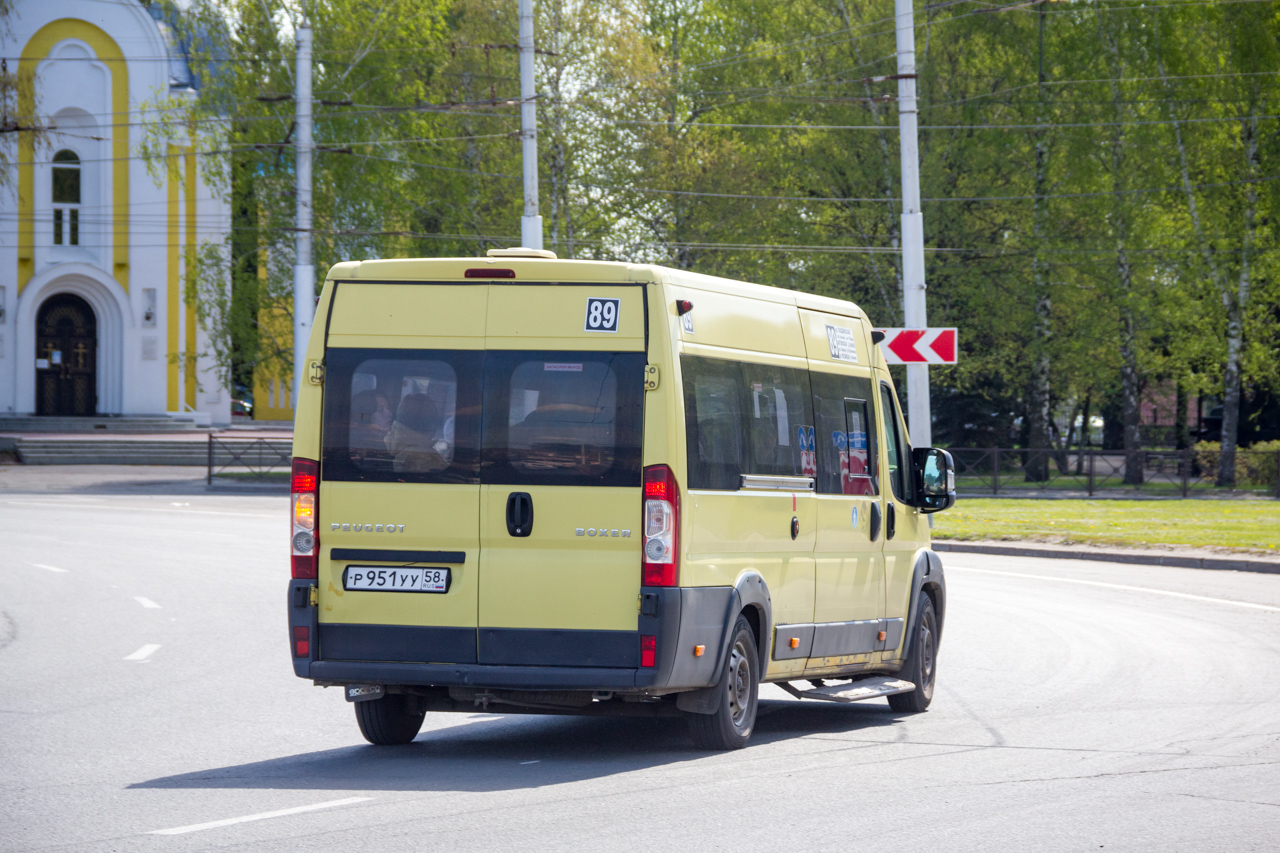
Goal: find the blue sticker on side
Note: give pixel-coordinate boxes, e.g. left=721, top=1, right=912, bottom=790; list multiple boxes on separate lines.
left=851, top=506, right=859, bottom=528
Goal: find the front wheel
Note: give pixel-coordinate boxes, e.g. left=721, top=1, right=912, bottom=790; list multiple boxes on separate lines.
left=354, top=693, right=425, bottom=745
left=888, top=594, right=938, bottom=713
left=687, top=615, right=759, bottom=750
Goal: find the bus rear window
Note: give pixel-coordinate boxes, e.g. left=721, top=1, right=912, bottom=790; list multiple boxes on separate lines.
left=481, top=351, right=645, bottom=487
left=322, top=349, right=483, bottom=484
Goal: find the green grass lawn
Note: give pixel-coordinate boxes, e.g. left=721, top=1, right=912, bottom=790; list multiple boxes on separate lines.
left=933, top=499, right=1280, bottom=553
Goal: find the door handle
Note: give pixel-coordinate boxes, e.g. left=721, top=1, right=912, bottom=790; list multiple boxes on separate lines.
left=506, top=492, right=533, bottom=537
left=869, top=502, right=881, bottom=542
left=886, top=502, right=896, bottom=540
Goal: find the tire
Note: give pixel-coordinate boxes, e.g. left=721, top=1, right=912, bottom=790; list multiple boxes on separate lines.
left=888, top=593, right=938, bottom=714
left=354, top=693, right=426, bottom=745
left=687, top=615, right=759, bottom=750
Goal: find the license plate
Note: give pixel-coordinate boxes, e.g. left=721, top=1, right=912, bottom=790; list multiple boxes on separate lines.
left=343, top=565, right=451, bottom=593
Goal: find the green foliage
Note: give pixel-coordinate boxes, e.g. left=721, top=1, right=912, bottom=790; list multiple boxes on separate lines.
left=1195, top=441, right=1280, bottom=489
left=131, top=0, right=1278, bottom=436
left=933, top=498, right=1280, bottom=553
left=1, top=0, right=45, bottom=188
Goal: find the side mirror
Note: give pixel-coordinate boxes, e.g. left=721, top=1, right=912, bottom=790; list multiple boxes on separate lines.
left=911, top=447, right=955, bottom=513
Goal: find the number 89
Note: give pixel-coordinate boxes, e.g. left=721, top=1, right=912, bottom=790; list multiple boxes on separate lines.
left=587, top=299, right=616, bottom=330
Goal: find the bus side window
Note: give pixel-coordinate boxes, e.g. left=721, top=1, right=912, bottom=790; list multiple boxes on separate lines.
left=810, top=371, right=877, bottom=495
left=681, top=355, right=747, bottom=490
left=739, top=363, right=813, bottom=478
left=878, top=382, right=912, bottom=503
left=843, top=399, right=878, bottom=496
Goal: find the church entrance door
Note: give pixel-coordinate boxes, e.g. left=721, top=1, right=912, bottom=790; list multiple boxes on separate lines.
left=36, top=293, right=98, bottom=416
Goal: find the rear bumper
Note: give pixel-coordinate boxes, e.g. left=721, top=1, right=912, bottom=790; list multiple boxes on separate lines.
left=288, top=581, right=738, bottom=694
left=310, top=660, right=644, bottom=691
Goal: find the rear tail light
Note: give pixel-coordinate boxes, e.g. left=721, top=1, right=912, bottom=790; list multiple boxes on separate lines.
left=641, top=464, right=679, bottom=587
left=293, top=626, right=310, bottom=657
left=640, top=635, right=656, bottom=668
left=291, top=457, right=319, bottom=579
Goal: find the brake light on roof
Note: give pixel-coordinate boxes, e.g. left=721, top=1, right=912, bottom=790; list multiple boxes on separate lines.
left=291, top=458, right=319, bottom=579
left=465, top=268, right=515, bottom=278
left=641, top=465, right=679, bottom=587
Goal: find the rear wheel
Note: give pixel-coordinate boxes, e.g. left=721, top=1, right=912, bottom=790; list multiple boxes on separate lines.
left=687, top=615, right=759, bottom=750
left=354, top=693, right=425, bottom=745
left=888, top=594, right=938, bottom=713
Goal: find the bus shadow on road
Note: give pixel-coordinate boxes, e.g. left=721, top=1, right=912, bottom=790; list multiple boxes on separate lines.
left=129, top=699, right=905, bottom=793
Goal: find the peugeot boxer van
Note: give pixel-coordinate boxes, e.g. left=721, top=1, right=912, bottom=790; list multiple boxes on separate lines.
left=287, top=248, right=955, bottom=750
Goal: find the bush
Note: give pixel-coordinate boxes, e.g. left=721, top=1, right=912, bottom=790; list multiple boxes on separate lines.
left=1194, top=441, right=1280, bottom=488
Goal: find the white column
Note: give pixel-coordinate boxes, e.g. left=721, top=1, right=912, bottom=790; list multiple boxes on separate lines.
left=895, top=0, right=932, bottom=448
left=518, top=0, right=542, bottom=249
left=293, top=21, right=315, bottom=404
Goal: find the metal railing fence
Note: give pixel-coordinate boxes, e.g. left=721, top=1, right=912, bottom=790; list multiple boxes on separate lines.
left=207, top=436, right=293, bottom=484
left=944, top=447, right=1280, bottom=499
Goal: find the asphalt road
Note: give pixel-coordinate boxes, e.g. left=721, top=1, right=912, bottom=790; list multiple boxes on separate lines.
left=2, top=488, right=1278, bottom=852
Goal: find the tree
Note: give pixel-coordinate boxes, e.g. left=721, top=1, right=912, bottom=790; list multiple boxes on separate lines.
left=1, top=0, right=48, bottom=190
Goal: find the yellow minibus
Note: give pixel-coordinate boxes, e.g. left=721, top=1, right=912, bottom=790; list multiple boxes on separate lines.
left=287, top=249, right=955, bottom=750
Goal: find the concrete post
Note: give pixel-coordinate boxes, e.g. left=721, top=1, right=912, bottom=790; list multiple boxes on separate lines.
left=895, top=0, right=931, bottom=448
left=519, top=0, right=542, bottom=250
left=293, top=21, right=315, bottom=405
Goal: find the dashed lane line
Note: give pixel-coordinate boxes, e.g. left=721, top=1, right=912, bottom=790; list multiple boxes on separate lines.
left=31, top=563, right=68, bottom=573
left=134, top=597, right=161, bottom=609
left=123, top=644, right=161, bottom=662
left=149, top=797, right=374, bottom=835
left=949, top=566, right=1280, bottom=613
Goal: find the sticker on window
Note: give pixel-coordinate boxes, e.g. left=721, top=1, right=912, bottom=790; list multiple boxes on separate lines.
left=544, top=363, right=583, bottom=372
left=825, top=325, right=859, bottom=362
left=584, top=297, right=621, bottom=333
left=797, top=426, right=817, bottom=476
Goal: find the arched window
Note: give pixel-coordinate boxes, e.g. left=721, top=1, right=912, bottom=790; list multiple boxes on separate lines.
left=52, top=149, right=81, bottom=246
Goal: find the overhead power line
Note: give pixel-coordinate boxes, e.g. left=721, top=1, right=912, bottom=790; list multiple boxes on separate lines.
left=596, top=112, right=1280, bottom=132
left=977, top=0, right=1280, bottom=14
left=922, top=70, right=1280, bottom=112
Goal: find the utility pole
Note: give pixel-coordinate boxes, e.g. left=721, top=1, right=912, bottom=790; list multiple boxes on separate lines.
left=518, top=0, right=542, bottom=250
left=894, top=0, right=931, bottom=447
left=293, top=18, right=314, bottom=405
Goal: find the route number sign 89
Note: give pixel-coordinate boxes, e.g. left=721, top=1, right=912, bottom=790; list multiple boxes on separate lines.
left=584, top=297, right=621, bottom=333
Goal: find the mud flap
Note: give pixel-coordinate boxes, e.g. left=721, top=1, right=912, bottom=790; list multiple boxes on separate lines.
left=676, top=669, right=725, bottom=715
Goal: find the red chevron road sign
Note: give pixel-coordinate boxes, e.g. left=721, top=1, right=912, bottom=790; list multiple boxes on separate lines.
left=876, top=328, right=958, bottom=364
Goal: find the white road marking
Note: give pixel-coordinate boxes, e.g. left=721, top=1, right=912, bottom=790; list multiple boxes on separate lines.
left=32, top=563, right=68, bottom=573
left=520, top=760, right=541, bottom=765
left=123, top=644, right=161, bottom=661
left=949, top=566, right=1280, bottom=613
left=149, top=797, right=373, bottom=835
left=133, top=597, right=161, bottom=609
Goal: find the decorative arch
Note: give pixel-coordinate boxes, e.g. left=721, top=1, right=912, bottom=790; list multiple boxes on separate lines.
left=18, top=20, right=129, bottom=293
left=15, top=263, right=132, bottom=414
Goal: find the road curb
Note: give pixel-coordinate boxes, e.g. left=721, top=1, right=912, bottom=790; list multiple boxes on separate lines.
left=932, top=541, right=1280, bottom=575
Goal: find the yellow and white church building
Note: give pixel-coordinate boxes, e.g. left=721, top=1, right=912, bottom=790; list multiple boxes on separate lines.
left=1, top=0, right=233, bottom=424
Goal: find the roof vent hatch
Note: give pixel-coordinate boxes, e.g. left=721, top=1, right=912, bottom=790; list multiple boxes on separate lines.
left=486, top=247, right=558, bottom=260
